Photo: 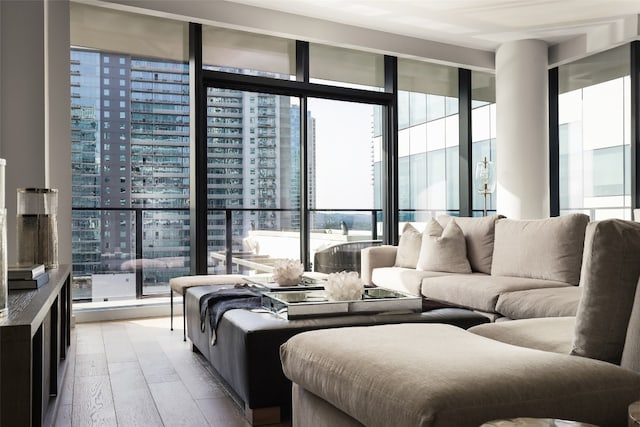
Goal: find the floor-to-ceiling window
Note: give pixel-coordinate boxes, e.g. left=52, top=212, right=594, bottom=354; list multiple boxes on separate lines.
left=557, top=45, right=631, bottom=220
left=395, top=59, right=460, bottom=226
left=70, top=3, right=190, bottom=301
left=202, top=36, right=386, bottom=273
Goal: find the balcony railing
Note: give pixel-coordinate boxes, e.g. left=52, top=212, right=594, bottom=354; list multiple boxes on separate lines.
left=71, top=206, right=383, bottom=304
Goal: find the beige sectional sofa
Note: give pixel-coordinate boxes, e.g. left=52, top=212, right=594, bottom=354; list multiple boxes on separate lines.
left=362, top=213, right=590, bottom=320
left=281, top=218, right=640, bottom=426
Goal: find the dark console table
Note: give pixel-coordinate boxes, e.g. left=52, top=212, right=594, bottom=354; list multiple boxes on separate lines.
left=0, top=264, right=72, bottom=427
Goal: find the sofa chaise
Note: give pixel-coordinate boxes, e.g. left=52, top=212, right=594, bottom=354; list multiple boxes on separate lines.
left=362, top=213, right=590, bottom=320
left=280, top=218, right=640, bottom=426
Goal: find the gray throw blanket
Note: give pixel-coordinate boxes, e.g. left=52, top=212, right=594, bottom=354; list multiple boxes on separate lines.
left=199, top=286, right=263, bottom=345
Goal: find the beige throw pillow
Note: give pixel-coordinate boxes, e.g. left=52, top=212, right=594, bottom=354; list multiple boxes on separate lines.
left=417, top=219, right=471, bottom=273
left=395, top=223, right=422, bottom=268
left=437, top=214, right=501, bottom=274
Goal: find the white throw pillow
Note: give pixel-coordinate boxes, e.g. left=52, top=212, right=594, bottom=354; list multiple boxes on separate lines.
left=417, top=218, right=471, bottom=273
left=395, top=223, right=422, bottom=268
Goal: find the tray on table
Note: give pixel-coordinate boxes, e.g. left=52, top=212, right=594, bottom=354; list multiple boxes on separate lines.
left=246, top=272, right=327, bottom=291
left=261, top=287, right=421, bottom=319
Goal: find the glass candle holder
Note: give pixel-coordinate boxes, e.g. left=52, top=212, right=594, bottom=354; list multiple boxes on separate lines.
left=16, top=188, right=59, bottom=269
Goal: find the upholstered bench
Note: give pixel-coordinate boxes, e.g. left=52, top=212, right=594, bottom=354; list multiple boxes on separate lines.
left=169, top=274, right=248, bottom=340
left=186, top=284, right=489, bottom=425
left=283, top=323, right=640, bottom=426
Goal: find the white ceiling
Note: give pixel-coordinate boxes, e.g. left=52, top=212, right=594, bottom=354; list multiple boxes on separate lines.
left=225, top=0, right=640, bottom=50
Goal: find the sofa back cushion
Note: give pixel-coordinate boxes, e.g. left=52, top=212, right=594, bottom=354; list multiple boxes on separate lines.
left=491, top=213, right=589, bottom=285
left=438, top=214, right=501, bottom=274
left=572, top=219, right=640, bottom=364
left=417, top=219, right=471, bottom=273
left=394, top=223, right=422, bottom=268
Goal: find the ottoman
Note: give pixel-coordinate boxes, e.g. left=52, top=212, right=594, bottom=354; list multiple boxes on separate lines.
left=186, top=285, right=489, bottom=425
left=281, top=324, right=640, bottom=427
left=169, top=274, right=248, bottom=340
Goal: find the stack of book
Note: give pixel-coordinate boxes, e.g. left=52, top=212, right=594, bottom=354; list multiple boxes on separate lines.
left=8, top=264, right=49, bottom=290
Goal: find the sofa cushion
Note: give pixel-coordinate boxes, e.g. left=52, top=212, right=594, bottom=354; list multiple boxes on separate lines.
left=417, top=219, right=471, bottom=273
left=572, top=219, right=640, bottom=364
left=372, top=267, right=446, bottom=296
left=394, top=223, right=422, bottom=268
left=438, top=214, right=501, bottom=274
left=495, top=286, right=581, bottom=319
left=469, top=317, right=576, bottom=354
left=281, top=323, right=640, bottom=427
left=421, top=274, right=570, bottom=313
left=491, top=214, right=589, bottom=285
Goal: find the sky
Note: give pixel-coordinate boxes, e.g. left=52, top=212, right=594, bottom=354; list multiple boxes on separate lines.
left=304, top=98, right=377, bottom=209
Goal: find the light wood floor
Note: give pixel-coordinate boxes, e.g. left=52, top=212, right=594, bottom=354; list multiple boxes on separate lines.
left=54, top=316, right=291, bottom=427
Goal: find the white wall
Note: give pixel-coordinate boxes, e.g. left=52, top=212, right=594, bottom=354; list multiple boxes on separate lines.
left=0, top=0, right=71, bottom=265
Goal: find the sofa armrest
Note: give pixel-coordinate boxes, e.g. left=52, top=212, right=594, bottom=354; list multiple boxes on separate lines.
left=361, top=245, right=397, bottom=286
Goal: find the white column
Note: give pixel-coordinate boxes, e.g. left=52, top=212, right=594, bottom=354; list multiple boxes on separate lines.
left=0, top=0, right=70, bottom=264
left=495, top=39, right=549, bottom=219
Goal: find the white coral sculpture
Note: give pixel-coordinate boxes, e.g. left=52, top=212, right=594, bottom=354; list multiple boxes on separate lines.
left=272, top=259, right=304, bottom=286
left=325, top=271, right=364, bottom=301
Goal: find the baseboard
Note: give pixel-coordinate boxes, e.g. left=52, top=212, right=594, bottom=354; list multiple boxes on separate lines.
left=74, top=299, right=181, bottom=323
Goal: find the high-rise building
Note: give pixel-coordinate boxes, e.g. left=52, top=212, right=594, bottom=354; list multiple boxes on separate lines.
left=71, top=50, right=191, bottom=296
left=289, top=106, right=317, bottom=228
left=128, top=57, right=190, bottom=276
left=204, top=88, right=294, bottom=256
left=70, top=50, right=102, bottom=284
